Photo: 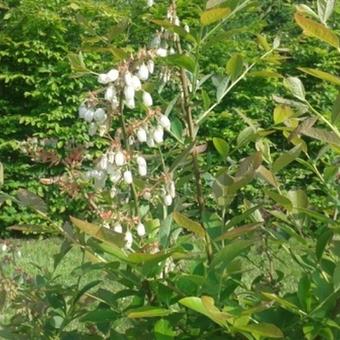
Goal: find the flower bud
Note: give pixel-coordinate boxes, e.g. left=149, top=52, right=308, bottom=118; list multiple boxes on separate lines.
left=124, top=71, right=133, bottom=86
left=164, top=194, right=173, bottom=206
left=115, top=151, right=125, bottom=166
left=131, top=75, right=142, bottom=91
left=143, top=91, right=153, bottom=107
left=137, top=127, right=147, bottom=143
left=94, top=108, right=106, bottom=123
left=124, top=230, right=133, bottom=249
left=138, top=165, right=147, bottom=177
left=136, top=156, right=147, bottom=167
left=78, top=104, right=87, bottom=119
left=159, top=114, right=171, bottom=131
left=113, top=223, right=123, bottom=234
left=137, top=223, right=146, bottom=237
left=123, top=170, right=133, bottom=184
left=147, top=60, right=155, bottom=74
left=153, top=125, right=164, bottom=144
left=105, top=85, right=116, bottom=101
left=156, top=48, right=168, bottom=57
left=88, top=123, right=97, bottom=136
left=98, top=73, right=110, bottom=84
left=107, top=68, right=119, bottom=82
left=138, top=63, right=149, bottom=81
left=124, top=86, right=135, bottom=100
left=84, top=109, right=94, bottom=122
left=143, top=191, right=152, bottom=201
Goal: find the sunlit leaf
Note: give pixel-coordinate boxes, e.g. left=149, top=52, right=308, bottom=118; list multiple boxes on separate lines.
left=128, top=306, right=171, bottom=318
left=226, top=53, right=243, bottom=81
left=163, top=54, right=195, bottom=73
left=256, top=165, right=279, bottom=188
left=217, top=223, right=261, bottom=241
left=173, top=211, right=206, bottom=238
left=237, top=323, right=284, bottom=338
left=213, top=137, right=229, bottom=158
left=300, top=126, right=340, bottom=147
left=272, top=143, right=303, bottom=173
left=265, top=190, right=292, bottom=210
left=317, top=0, right=336, bottom=24
left=284, top=77, right=305, bottom=101
left=274, top=105, right=295, bottom=124
left=294, top=13, right=339, bottom=48
left=298, top=67, right=340, bottom=86
left=200, top=7, right=231, bottom=26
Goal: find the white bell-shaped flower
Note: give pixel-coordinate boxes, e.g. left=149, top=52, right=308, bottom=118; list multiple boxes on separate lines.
left=109, top=168, right=121, bottom=183
left=147, top=0, right=154, bottom=7
left=131, top=75, right=142, bottom=91
left=138, top=165, right=147, bottom=177
left=138, top=63, right=149, bottom=81
left=124, top=71, right=133, bottom=86
left=147, top=133, right=156, bottom=147
left=99, top=155, right=108, bottom=170
left=137, top=127, right=147, bottom=143
left=159, top=114, right=171, bottom=131
left=153, top=125, right=164, bottom=144
left=169, top=180, right=176, bottom=198
left=88, top=123, right=97, bottom=136
left=124, top=230, right=133, bottom=249
left=143, top=91, right=153, bottom=107
left=126, top=98, right=135, bottom=109
left=147, top=60, right=155, bottom=74
left=184, top=24, right=190, bottom=33
left=113, top=223, right=123, bottom=234
left=174, top=16, right=180, bottom=26
left=78, top=104, right=87, bottom=119
left=107, top=68, right=119, bottom=82
left=123, top=170, right=133, bottom=184
left=105, top=85, right=116, bottom=101
left=98, top=73, right=110, bottom=84
left=124, top=85, right=135, bottom=100
left=84, top=109, right=94, bottom=122
left=136, top=156, right=147, bottom=167
left=136, top=223, right=146, bottom=237
left=115, top=151, right=125, bottom=166
left=169, top=47, right=176, bottom=55
left=94, top=108, right=106, bottom=123
left=107, top=151, right=115, bottom=164
left=164, top=194, right=173, bottom=206
left=156, top=48, right=168, bottom=57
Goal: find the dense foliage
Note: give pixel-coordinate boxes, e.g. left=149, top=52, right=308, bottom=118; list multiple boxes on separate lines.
left=0, top=0, right=340, bottom=339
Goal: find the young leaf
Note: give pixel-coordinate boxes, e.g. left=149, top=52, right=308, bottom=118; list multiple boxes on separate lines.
left=237, top=323, right=284, bottom=338
left=294, top=13, right=339, bottom=48
left=213, top=137, right=229, bottom=158
left=16, top=189, right=48, bottom=213
left=316, top=230, right=333, bottom=260
left=284, top=77, right=305, bottom=101
left=298, top=67, right=340, bottom=86
left=128, top=307, right=171, bottom=318
left=154, top=319, right=175, bottom=340
left=265, top=190, right=292, bottom=210
left=226, top=53, right=243, bottom=81
left=300, top=127, right=340, bottom=147
left=173, top=211, right=206, bottom=238
left=163, top=54, right=195, bottom=73
left=200, top=7, right=231, bottom=26
left=217, top=223, right=261, bottom=241
left=256, top=165, right=278, bottom=188
left=273, top=105, right=295, bottom=124
left=272, top=144, right=303, bottom=173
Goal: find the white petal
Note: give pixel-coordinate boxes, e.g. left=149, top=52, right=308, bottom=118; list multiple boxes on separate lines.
left=153, top=126, right=164, bottom=144
left=124, top=230, right=133, bottom=249
left=107, top=68, right=119, bottom=82
left=138, top=63, right=149, bottom=81
left=84, top=109, right=94, bottom=122
left=98, top=73, right=110, bottom=84
left=164, top=194, right=173, bottom=206
left=143, top=91, right=153, bottom=107
left=137, top=127, right=147, bottom=143
left=113, top=223, right=123, bottom=234
left=156, top=48, right=168, bottom=57
left=159, top=115, right=171, bottom=131
left=124, top=86, right=135, bottom=100
left=131, top=75, right=142, bottom=91
left=94, top=108, right=106, bottom=123
left=147, top=60, right=155, bottom=74
left=123, top=170, right=133, bottom=184
left=136, top=156, right=147, bottom=167
left=138, top=165, right=147, bottom=177
left=115, top=152, right=125, bottom=166
left=136, top=223, right=146, bottom=237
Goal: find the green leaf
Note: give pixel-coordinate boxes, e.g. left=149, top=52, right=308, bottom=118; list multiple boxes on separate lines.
left=154, top=319, right=175, bottom=340
left=316, top=230, right=333, bottom=260
left=70, top=216, right=125, bottom=248
left=68, top=52, right=88, bottom=74
left=272, top=143, right=303, bottom=173
left=287, top=189, right=308, bottom=213
left=298, top=67, right=340, bottom=86
left=273, top=105, right=295, bottom=124
left=237, top=126, right=257, bottom=147
left=73, top=280, right=101, bottom=306
left=300, top=126, right=340, bottom=147
left=265, top=190, right=292, bottom=210
left=334, top=263, right=340, bottom=291
left=81, top=309, right=117, bottom=323
left=16, top=189, right=47, bottom=213
left=217, top=223, right=261, bottom=241
left=173, top=211, right=206, bottom=238
left=216, top=76, right=230, bottom=102
left=213, top=137, right=229, bottom=158
left=127, top=251, right=174, bottom=265
left=237, top=323, right=284, bottom=338
left=200, top=7, right=231, bottom=26
left=127, top=306, right=171, bottom=319
left=256, top=165, right=279, bottom=188
left=317, top=0, right=335, bottom=24
left=332, top=92, right=340, bottom=124
left=0, top=162, right=3, bottom=187
left=294, top=13, right=339, bottom=48
left=210, top=240, right=252, bottom=269
left=261, top=292, right=302, bottom=314
left=179, top=296, right=231, bottom=327
left=284, top=77, right=305, bottom=101
left=226, top=53, right=243, bottom=81
left=163, top=54, right=195, bottom=73
left=159, top=214, right=172, bottom=248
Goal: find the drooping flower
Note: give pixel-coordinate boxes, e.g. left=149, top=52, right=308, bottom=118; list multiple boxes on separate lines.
left=123, top=170, right=133, bottom=184
left=115, top=151, right=125, bottom=166
left=136, top=223, right=146, bottom=237
left=124, top=230, right=133, bottom=249
left=156, top=48, right=168, bottom=57
left=138, top=63, right=149, bottom=81
left=143, top=91, right=153, bottom=107
left=124, top=86, right=135, bottom=100
left=159, top=114, right=171, bottom=131
left=137, top=127, right=147, bottom=143
left=84, top=109, right=94, bottom=122
left=107, top=68, right=119, bottom=82
left=153, top=125, right=164, bottom=144
left=113, top=223, right=123, bottom=234
left=163, top=194, right=173, bottom=206
left=94, top=108, right=106, bottom=123
left=147, top=60, right=155, bottom=74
